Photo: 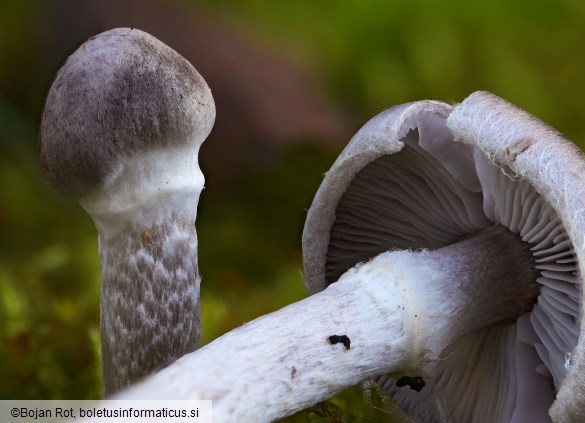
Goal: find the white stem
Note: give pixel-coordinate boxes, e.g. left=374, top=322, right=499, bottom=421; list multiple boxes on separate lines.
left=118, top=258, right=417, bottom=422
left=74, top=225, right=537, bottom=422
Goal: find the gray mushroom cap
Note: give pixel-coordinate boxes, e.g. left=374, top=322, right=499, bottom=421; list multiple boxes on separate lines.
left=302, top=91, right=585, bottom=421
left=39, top=27, right=215, bottom=198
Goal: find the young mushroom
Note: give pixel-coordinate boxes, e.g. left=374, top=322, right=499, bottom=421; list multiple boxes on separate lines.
left=77, top=92, right=584, bottom=423
left=39, top=28, right=215, bottom=395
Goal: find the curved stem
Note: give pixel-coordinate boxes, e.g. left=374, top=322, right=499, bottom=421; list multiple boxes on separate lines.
left=92, top=225, right=537, bottom=421
left=119, top=268, right=414, bottom=421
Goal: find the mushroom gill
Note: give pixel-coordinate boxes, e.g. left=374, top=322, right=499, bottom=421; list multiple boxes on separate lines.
left=326, top=112, right=581, bottom=422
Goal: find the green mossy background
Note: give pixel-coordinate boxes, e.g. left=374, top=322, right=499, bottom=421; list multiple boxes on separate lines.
left=1, top=0, right=585, bottom=421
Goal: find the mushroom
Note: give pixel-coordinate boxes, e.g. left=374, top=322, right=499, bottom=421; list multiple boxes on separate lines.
left=39, top=28, right=215, bottom=395
left=303, top=91, right=584, bottom=422
left=71, top=92, right=585, bottom=423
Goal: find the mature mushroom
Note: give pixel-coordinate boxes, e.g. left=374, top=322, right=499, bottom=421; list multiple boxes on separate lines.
left=39, top=28, right=215, bottom=395
left=303, top=91, right=584, bottom=422
left=76, top=92, right=584, bottom=423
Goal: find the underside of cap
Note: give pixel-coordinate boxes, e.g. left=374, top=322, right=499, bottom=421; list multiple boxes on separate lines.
left=302, top=100, right=456, bottom=290
left=302, top=91, right=585, bottom=421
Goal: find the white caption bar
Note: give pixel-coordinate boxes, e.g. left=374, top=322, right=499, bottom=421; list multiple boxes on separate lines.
left=1, top=400, right=212, bottom=423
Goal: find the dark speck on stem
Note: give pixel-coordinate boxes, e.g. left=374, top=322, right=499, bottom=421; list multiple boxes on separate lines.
left=328, top=335, right=350, bottom=350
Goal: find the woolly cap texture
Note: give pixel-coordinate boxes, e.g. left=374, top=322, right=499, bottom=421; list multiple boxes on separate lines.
left=448, top=91, right=585, bottom=423
left=39, top=27, right=215, bottom=197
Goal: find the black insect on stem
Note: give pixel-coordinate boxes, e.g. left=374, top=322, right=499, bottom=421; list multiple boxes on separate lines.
left=396, top=376, right=426, bottom=392
left=328, top=334, right=351, bottom=350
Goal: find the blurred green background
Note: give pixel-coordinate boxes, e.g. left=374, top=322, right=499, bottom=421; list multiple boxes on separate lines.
left=1, top=0, right=585, bottom=420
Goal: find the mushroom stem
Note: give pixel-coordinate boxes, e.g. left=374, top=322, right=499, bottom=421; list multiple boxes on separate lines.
left=416, top=223, right=540, bottom=354
left=80, top=144, right=206, bottom=396
left=98, top=209, right=200, bottom=396
left=108, top=225, right=538, bottom=421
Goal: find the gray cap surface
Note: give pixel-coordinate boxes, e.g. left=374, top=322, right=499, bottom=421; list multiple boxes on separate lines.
left=40, top=27, right=215, bottom=197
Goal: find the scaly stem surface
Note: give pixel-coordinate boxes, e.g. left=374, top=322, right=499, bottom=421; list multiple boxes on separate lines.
left=99, top=211, right=200, bottom=395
